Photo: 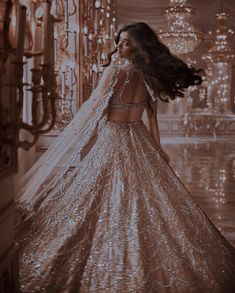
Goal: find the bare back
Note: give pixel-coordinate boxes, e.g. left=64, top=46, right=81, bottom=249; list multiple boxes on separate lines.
left=107, top=63, right=148, bottom=122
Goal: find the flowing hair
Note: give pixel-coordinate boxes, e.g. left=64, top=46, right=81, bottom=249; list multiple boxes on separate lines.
left=104, top=22, right=203, bottom=102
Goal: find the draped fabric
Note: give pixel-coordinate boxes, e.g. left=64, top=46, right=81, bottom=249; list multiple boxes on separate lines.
left=15, top=58, right=119, bottom=221
left=18, top=119, right=235, bottom=292
left=17, top=56, right=235, bottom=293
left=15, top=56, right=157, bottom=226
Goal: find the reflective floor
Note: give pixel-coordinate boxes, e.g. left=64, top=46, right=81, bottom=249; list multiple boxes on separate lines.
left=162, top=136, right=235, bottom=248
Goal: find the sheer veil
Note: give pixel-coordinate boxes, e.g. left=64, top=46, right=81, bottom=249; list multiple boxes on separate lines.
left=15, top=54, right=158, bottom=224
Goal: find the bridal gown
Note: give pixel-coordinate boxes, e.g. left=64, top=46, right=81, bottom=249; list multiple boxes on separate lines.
left=17, top=62, right=235, bottom=293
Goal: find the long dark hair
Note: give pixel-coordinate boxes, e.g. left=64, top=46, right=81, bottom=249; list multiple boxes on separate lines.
left=105, top=22, right=203, bottom=102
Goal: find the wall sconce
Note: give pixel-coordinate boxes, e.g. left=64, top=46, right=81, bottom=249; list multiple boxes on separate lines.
left=0, top=0, right=58, bottom=152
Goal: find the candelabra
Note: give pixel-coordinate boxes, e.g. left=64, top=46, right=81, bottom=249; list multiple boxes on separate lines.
left=0, top=0, right=59, bottom=155
left=0, top=0, right=117, bottom=169
left=159, top=0, right=203, bottom=55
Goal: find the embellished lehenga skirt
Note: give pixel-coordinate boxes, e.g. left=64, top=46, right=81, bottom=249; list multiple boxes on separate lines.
left=18, top=118, right=235, bottom=293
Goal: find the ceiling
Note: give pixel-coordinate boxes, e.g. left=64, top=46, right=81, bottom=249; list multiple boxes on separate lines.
left=116, top=0, right=235, bottom=34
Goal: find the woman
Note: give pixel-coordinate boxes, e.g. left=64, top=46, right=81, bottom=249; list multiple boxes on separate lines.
left=17, top=23, right=235, bottom=292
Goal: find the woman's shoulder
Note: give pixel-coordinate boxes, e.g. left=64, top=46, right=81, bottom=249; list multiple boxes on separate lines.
left=117, top=62, right=141, bottom=80
left=119, top=61, right=138, bottom=70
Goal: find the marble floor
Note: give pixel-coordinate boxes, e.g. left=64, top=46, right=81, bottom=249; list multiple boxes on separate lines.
left=162, top=136, right=235, bottom=248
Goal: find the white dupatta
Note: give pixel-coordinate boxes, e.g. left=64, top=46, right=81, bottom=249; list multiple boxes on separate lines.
left=16, top=56, right=158, bottom=223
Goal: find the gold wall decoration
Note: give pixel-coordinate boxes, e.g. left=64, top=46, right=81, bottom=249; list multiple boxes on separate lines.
left=79, top=0, right=117, bottom=105
left=0, top=0, right=117, bottom=156
left=50, top=0, right=78, bottom=130
left=50, top=0, right=117, bottom=130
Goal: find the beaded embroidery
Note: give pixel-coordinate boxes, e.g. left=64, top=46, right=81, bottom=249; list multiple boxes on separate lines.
left=109, top=63, right=148, bottom=110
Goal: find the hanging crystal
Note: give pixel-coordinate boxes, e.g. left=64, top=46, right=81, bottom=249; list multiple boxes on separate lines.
left=158, top=0, right=203, bottom=55
left=202, top=11, right=235, bottom=114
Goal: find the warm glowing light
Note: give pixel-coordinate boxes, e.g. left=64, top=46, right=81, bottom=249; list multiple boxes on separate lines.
left=95, top=1, right=101, bottom=8
left=83, top=26, right=88, bottom=34
left=35, top=7, right=44, bottom=19
left=201, top=11, right=235, bottom=114
left=70, top=23, right=78, bottom=32
left=159, top=0, right=203, bottom=55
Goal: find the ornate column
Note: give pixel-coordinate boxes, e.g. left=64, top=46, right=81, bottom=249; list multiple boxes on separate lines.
left=35, top=0, right=117, bottom=156
left=184, top=10, right=235, bottom=137
left=78, top=0, right=117, bottom=106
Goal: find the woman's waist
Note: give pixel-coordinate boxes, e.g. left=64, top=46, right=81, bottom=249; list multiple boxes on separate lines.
left=98, top=116, right=144, bottom=131
left=107, top=109, right=144, bottom=123
left=106, top=113, right=144, bottom=124
left=107, top=118, right=144, bottom=125
left=109, top=99, right=147, bottom=110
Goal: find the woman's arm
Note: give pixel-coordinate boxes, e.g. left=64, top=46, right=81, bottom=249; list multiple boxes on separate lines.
left=146, top=100, right=170, bottom=163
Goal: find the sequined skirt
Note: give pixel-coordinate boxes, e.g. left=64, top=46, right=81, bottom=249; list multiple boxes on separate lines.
left=18, top=119, right=235, bottom=293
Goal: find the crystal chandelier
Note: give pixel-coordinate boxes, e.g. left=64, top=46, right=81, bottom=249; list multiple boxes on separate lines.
left=159, top=0, right=203, bottom=55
